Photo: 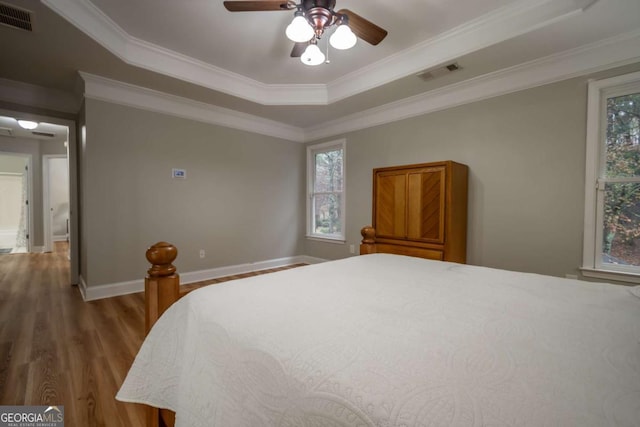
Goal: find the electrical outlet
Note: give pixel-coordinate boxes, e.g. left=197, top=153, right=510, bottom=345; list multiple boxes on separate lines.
left=349, top=244, right=355, bottom=254
left=199, top=249, right=205, bottom=259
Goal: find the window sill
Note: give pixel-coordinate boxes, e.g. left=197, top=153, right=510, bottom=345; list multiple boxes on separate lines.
left=580, top=267, right=640, bottom=284
left=306, top=235, right=346, bottom=245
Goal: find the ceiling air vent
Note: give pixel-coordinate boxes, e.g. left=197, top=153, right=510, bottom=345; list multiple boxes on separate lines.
left=0, top=2, right=33, bottom=32
left=32, top=131, right=55, bottom=138
left=417, top=62, right=461, bottom=82
left=0, top=126, right=13, bottom=137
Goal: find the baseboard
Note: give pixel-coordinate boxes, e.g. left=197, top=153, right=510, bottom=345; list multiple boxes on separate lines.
left=53, top=235, right=68, bottom=242
left=81, top=254, right=327, bottom=301
left=32, top=246, right=45, bottom=253
left=78, top=275, right=88, bottom=300
left=83, top=277, right=144, bottom=301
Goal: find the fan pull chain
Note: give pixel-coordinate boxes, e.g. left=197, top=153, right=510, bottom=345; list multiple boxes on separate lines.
left=325, top=40, right=330, bottom=64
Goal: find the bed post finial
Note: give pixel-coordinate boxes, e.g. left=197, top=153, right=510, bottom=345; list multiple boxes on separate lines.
left=146, top=241, right=178, bottom=277
left=360, top=226, right=376, bottom=255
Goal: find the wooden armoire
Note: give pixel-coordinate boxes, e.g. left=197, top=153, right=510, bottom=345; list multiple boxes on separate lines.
left=366, top=161, right=468, bottom=263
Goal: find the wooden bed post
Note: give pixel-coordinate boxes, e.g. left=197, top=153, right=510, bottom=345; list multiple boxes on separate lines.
left=360, top=226, right=377, bottom=255
left=145, top=242, right=180, bottom=334
left=144, top=242, right=180, bottom=427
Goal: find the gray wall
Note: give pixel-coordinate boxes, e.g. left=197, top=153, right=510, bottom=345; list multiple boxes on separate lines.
left=305, top=76, right=593, bottom=278
left=0, top=136, right=67, bottom=247
left=80, top=99, right=306, bottom=287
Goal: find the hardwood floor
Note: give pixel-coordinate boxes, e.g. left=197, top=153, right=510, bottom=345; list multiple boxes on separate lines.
left=0, top=242, right=304, bottom=426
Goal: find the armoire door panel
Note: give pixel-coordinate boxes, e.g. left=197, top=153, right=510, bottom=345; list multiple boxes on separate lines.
left=407, top=168, right=445, bottom=242
left=375, top=173, right=406, bottom=238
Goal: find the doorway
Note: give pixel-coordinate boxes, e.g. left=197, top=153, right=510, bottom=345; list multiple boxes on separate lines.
left=0, top=153, right=31, bottom=253
left=0, top=109, right=79, bottom=285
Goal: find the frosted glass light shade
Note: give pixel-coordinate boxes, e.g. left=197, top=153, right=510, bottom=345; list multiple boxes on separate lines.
left=17, top=120, right=38, bottom=130
left=300, top=44, right=325, bottom=66
left=286, top=15, right=314, bottom=43
left=329, top=25, right=356, bottom=50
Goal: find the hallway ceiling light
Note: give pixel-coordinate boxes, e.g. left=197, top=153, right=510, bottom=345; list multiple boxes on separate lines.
left=17, top=120, right=38, bottom=130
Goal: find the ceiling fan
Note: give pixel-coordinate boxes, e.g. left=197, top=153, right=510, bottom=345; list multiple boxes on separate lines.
left=223, top=0, right=388, bottom=66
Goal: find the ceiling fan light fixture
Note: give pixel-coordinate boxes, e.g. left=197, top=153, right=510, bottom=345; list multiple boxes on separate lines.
left=224, top=1, right=389, bottom=64
left=300, top=43, right=325, bottom=66
left=17, top=120, right=38, bottom=130
left=329, top=23, right=356, bottom=50
left=285, top=12, right=314, bottom=43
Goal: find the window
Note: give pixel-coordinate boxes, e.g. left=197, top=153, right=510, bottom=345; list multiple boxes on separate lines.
left=582, top=71, right=640, bottom=282
left=307, top=140, right=345, bottom=242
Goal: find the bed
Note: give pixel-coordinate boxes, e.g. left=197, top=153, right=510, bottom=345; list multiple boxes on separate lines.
left=117, top=239, right=640, bottom=427
left=118, top=161, right=638, bottom=426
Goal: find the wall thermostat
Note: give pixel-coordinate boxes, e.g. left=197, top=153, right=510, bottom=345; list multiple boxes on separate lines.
left=172, top=168, right=186, bottom=179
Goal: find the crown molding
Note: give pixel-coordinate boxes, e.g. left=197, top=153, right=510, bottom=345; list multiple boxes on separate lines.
left=306, top=28, right=640, bottom=141
left=76, top=28, right=640, bottom=144
left=0, top=30, right=640, bottom=142
left=2, top=25, right=635, bottom=145
left=80, top=72, right=305, bottom=142
left=42, top=0, right=595, bottom=106
left=41, top=0, right=327, bottom=106
left=326, top=0, right=598, bottom=103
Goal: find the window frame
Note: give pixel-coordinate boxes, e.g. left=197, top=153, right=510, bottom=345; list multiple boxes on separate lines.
left=582, top=70, right=640, bottom=283
left=306, top=139, right=346, bottom=243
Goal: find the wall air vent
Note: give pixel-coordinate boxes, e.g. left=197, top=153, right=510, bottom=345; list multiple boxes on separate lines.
left=0, top=2, right=33, bottom=32
left=0, top=126, right=13, bottom=137
left=417, top=62, right=461, bottom=82
left=32, top=131, right=55, bottom=138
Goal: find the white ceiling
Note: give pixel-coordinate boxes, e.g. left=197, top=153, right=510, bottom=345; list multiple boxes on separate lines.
left=0, top=0, right=639, bottom=132
left=86, top=0, right=515, bottom=85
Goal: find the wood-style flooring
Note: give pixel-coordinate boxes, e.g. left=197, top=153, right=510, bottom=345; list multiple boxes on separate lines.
left=0, top=242, right=303, bottom=426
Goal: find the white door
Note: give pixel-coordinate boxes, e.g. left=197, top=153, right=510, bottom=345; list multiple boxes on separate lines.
left=43, top=155, right=69, bottom=253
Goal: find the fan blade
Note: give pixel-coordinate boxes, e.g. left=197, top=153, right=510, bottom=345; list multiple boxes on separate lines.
left=337, top=9, right=387, bottom=46
left=223, top=1, right=290, bottom=12
left=290, top=42, right=307, bottom=57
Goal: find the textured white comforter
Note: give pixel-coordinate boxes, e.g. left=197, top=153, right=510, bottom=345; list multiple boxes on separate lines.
left=117, top=254, right=640, bottom=426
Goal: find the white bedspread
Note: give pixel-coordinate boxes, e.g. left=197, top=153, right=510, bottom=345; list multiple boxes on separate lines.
left=117, top=254, right=640, bottom=426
